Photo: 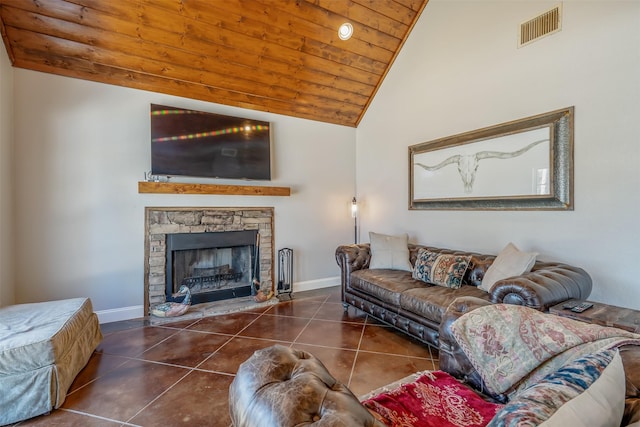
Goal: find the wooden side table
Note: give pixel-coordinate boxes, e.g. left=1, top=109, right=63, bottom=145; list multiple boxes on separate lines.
left=549, top=300, right=640, bottom=333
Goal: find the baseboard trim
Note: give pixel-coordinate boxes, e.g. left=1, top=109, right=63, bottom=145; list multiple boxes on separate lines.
left=293, top=276, right=340, bottom=293
left=96, top=305, right=145, bottom=324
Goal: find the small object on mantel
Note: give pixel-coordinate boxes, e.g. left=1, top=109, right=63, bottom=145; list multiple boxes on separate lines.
left=151, top=285, right=191, bottom=318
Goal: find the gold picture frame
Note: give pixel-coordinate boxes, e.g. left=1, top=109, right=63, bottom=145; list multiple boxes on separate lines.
left=409, top=107, right=574, bottom=210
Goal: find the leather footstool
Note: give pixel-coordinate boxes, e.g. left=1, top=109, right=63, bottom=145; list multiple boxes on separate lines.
left=229, top=345, right=382, bottom=426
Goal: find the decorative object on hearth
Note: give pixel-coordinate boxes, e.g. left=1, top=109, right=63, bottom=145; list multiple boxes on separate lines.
left=151, top=285, right=191, bottom=317
left=254, top=288, right=274, bottom=302
left=409, top=106, right=574, bottom=210
left=277, top=248, right=293, bottom=301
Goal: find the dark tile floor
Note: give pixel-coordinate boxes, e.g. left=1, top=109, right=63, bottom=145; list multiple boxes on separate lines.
left=15, top=286, right=439, bottom=426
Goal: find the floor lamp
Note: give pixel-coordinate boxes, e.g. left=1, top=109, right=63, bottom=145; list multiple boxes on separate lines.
left=351, top=197, right=358, bottom=244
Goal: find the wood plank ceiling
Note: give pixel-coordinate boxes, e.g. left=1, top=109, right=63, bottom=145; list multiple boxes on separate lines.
left=0, top=0, right=428, bottom=127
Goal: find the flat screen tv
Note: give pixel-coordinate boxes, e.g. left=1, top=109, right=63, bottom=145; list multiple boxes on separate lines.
left=150, top=104, right=271, bottom=180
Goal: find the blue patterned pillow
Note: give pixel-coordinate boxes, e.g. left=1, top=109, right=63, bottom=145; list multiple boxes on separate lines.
left=487, top=350, right=625, bottom=427
left=412, top=248, right=471, bottom=289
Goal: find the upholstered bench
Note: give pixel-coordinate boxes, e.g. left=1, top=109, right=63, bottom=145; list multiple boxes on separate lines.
left=0, top=297, right=102, bottom=425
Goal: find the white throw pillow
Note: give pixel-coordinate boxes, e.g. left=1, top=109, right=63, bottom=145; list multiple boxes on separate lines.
left=479, top=242, right=537, bottom=292
left=368, top=232, right=412, bottom=271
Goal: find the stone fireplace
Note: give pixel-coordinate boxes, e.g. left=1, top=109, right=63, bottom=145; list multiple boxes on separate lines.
left=144, top=207, right=273, bottom=315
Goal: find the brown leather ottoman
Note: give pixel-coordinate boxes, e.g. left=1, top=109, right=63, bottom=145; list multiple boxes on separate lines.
left=229, top=345, right=383, bottom=427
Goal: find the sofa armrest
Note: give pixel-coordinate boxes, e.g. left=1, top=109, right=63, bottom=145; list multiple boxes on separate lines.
left=489, top=263, right=592, bottom=311
left=335, top=243, right=371, bottom=290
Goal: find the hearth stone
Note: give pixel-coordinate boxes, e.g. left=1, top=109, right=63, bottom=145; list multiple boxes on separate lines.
left=147, top=296, right=279, bottom=326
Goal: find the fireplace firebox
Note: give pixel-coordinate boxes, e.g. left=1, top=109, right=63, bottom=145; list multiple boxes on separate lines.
left=166, top=230, right=259, bottom=305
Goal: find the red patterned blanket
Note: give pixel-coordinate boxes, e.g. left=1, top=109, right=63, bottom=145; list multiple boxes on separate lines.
left=362, top=371, right=503, bottom=427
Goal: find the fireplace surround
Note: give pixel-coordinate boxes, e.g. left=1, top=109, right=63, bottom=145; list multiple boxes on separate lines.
left=144, top=207, right=274, bottom=315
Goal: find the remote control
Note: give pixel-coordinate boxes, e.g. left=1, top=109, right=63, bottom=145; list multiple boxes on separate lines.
left=571, top=302, right=594, bottom=313
left=562, top=301, right=579, bottom=309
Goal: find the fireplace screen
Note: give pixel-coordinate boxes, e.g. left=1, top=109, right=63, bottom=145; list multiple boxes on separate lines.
left=173, top=246, right=249, bottom=290
left=166, top=230, right=258, bottom=304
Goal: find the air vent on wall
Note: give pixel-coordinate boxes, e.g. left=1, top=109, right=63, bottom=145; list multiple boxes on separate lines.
left=519, top=5, right=562, bottom=47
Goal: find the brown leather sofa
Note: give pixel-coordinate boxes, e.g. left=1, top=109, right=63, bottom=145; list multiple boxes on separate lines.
left=439, top=296, right=640, bottom=426
left=336, top=243, right=593, bottom=348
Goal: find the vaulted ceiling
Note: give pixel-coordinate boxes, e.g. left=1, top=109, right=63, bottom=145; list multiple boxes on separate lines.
left=0, top=0, right=428, bottom=127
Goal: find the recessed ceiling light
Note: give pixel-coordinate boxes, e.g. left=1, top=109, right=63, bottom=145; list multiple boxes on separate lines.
left=338, top=23, right=353, bottom=40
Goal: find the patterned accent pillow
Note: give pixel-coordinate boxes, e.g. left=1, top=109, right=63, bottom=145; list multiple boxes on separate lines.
left=412, top=248, right=471, bottom=289
left=487, top=350, right=625, bottom=427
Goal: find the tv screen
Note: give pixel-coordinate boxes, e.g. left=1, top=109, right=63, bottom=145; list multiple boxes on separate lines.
left=150, top=104, right=271, bottom=180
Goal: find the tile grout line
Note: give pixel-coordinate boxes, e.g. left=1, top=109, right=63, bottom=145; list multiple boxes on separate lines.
left=80, top=324, right=199, bottom=426
left=347, top=308, right=370, bottom=388
left=92, top=309, right=274, bottom=425
left=427, top=344, right=438, bottom=370
left=56, top=408, right=142, bottom=426
left=135, top=326, right=185, bottom=358
left=190, top=308, right=273, bottom=371
left=65, top=355, right=131, bottom=397
left=185, top=295, right=332, bottom=376
left=288, top=294, right=330, bottom=347
left=124, top=368, right=195, bottom=425
left=66, top=325, right=187, bottom=404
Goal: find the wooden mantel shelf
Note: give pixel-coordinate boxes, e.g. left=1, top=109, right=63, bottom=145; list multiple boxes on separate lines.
left=138, top=181, right=291, bottom=196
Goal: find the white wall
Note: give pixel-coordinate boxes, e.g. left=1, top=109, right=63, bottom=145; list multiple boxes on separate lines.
left=13, top=71, right=355, bottom=317
left=357, top=1, right=640, bottom=309
left=0, top=44, right=14, bottom=307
